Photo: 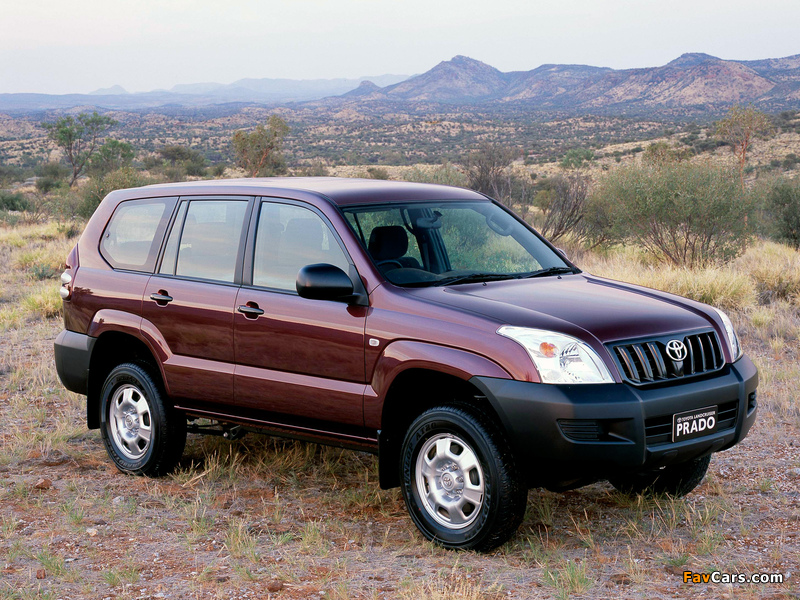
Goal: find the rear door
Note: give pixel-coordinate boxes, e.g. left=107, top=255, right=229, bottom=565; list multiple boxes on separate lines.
left=143, top=196, right=252, bottom=410
left=233, top=198, right=367, bottom=431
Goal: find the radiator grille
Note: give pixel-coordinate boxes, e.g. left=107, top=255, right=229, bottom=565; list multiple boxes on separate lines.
left=610, top=331, right=724, bottom=385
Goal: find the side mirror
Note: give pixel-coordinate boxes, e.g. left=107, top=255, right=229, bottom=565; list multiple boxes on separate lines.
left=296, top=263, right=354, bottom=302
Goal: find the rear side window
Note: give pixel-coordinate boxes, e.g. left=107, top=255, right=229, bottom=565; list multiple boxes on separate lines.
left=252, top=202, right=350, bottom=291
left=160, top=199, right=249, bottom=283
left=100, top=198, right=175, bottom=272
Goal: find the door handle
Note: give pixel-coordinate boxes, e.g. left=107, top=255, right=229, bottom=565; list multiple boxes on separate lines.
left=237, top=303, right=264, bottom=318
left=150, top=291, right=173, bottom=306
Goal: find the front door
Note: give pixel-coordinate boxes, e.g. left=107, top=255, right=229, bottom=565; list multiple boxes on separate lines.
left=233, top=199, right=367, bottom=430
left=142, top=197, right=251, bottom=410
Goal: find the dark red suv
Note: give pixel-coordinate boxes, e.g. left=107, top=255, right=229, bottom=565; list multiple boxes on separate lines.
left=54, top=178, right=758, bottom=550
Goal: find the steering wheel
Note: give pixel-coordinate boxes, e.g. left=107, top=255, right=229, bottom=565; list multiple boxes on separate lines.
left=376, top=259, right=404, bottom=271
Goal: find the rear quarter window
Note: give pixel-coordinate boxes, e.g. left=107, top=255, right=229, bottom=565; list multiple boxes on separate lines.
left=100, top=197, right=176, bottom=272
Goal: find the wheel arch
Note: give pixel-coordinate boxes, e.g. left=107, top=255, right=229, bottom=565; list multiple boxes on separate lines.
left=86, top=329, right=164, bottom=429
left=370, top=341, right=513, bottom=489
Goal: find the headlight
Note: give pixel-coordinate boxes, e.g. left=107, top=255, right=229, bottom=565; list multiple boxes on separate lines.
left=711, top=307, right=742, bottom=361
left=497, top=326, right=614, bottom=384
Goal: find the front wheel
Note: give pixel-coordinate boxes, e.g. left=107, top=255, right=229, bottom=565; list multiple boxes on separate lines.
left=609, top=454, right=711, bottom=497
left=400, top=404, right=526, bottom=551
left=100, top=362, right=186, bottom=477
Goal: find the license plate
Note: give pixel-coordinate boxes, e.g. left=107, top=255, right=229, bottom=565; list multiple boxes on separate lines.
left=672, top=406, right=718, bottom=442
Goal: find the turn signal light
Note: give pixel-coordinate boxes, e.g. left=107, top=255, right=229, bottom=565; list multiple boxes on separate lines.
left=539, top=342, right=557, bottom=358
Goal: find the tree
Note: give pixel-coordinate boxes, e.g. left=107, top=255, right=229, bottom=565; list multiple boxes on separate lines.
left=533, top=174, right=591, bottom=243
left=463, top=143, right=518, bottom=199
left=642, top=141, right=687, bottom=166
left=41, top=111, right=117, bottom=186
left=559, top=148, right=594, bottom=169
left=767, top=178, right=800, bottom=249
left=156, top=145, right=206, bottom=179
left=158, top=145, right=196, bottom=165
left=88, top=139, right=134, bottom=177
left=590, top=162, right=754, bottom=267
left=232, top=115, right=290, bottom=177
left=715, top=105, right=774, bottom=188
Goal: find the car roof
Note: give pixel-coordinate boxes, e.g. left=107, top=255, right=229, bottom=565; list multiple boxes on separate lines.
left=105, top=177, right=489, bottom=207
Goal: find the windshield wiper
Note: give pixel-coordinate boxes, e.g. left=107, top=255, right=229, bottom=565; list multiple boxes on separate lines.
left=522, top=266, right=577, bottom=279
left=434, top=273, right=520, bottom=287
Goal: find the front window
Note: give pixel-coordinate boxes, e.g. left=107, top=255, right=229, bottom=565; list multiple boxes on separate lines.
left=344, top=201, right=574, bottom=287
left=252, top=202, right=350, bottom=292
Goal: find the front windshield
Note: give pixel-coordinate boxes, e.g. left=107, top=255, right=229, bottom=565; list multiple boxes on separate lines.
left=343, top=201, right=576, bottom=287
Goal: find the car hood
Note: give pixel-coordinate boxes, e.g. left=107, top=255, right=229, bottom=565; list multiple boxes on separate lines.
left=408, top=273, right=714, bottom=345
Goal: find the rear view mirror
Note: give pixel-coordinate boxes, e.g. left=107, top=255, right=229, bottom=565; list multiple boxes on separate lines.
left=296, top=263, right=354, bottom=302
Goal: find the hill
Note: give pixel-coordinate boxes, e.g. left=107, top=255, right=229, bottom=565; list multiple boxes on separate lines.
left=327, top=53, right=800, bottom=114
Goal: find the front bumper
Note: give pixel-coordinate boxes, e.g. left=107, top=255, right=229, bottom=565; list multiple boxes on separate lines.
left=471, top=355, right=758, bottom=488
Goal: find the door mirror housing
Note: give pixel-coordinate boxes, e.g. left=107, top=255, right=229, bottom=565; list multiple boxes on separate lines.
left=296, top=263, right=355, bottom=302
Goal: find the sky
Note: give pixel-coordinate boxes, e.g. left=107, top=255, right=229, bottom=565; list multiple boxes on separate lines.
left=1, top=0, right=799, bottom=95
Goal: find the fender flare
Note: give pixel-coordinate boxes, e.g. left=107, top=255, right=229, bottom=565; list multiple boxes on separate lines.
left=87, top=309, right=173, bottom=394
left=364, top=339, right=511, bottom=429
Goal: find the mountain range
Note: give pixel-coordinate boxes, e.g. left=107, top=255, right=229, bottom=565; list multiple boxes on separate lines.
left=2, top=53, right=799, bottom=115
left=334, top=53, right=800, bottom=112
left=0, top=74, right=409, bottom=112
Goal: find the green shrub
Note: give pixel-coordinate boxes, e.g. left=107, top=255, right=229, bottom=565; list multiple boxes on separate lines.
left=184, top=154, right=207, bottom=177
left=0, top=191, right=28, bottom=211
left=366, top=166, right=390, bottom=180
left=34, top=162, right=70, bottom=193
left=767, top=178, right=800, bottom=248
left=560, top=148, right=594, bottom=169
left=79, top=168, right=156, bottom=218
left=404, top=162, right=467, bottom=187
left=0, top=164, right=26, bottom=186
left=87, top=139, right=135, bottom=177
left=590, top=162, right=754, bottom=267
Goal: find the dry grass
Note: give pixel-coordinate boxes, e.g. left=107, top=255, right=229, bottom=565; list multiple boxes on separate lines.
left=582, top=251, right=758, bottom=311
left=734, top=241, right=800, bottom=304
left=0, top=222, right=796, bottom=599
left=581, top=239, right=800, bottom=313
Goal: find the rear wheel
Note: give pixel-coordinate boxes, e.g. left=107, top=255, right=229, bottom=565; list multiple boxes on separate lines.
left=100, top=362, right=186, bottom=476
left=609, top=454, right=711, bottom=497
left=400, top=404, right=526, bottom=551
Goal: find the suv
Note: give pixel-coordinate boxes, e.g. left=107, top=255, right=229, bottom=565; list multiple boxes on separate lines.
left=54, top=178, right=758, bottom=551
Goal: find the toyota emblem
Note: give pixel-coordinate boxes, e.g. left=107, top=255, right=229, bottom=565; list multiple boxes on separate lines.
left=666, top=339, right=688, bottom=362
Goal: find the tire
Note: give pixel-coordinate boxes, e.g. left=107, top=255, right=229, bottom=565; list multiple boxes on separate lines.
left=400, top=404, right=526, bottom=551
left=609, top=454, right=711, bottom=497
left=100, top=362, right=186, bottom=477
